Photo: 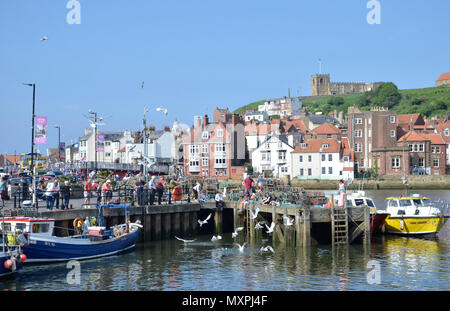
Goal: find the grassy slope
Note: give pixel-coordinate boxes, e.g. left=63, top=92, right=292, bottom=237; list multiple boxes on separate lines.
left=234, top=85, right=450, bottom=116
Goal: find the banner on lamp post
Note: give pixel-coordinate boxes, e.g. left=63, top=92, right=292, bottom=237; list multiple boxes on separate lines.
left=35, top=116, right=47, bottom=145
left=59, top=142, right=66, bottom=156
left=97, top=134, right=105, bottom=152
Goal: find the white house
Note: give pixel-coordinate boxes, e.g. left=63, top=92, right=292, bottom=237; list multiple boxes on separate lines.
left=291, top=138, right=354, bottom=181
left=258, top=97, right=302, bottom=117
left=245, top=111, right=269, bottom=122
left=251, top=134, right=294, bottom=178
left=126, top=129, right=175, bottom=166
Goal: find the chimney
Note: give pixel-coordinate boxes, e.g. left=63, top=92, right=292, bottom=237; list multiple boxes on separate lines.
left=194, top=116, right=202, bottom=128
left=164, top=126, right=170, bottom=132
left=148, top=125, right=156, bottom=131
left=203, top=114, right=209, bottom=128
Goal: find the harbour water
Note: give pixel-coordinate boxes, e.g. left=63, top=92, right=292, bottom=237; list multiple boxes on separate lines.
left=1, top=190, right=449, bottom=291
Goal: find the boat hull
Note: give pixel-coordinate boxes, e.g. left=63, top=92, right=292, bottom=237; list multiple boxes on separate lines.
left=370, top=213, right=389, bottom=234
left=23, top=230, right=139, bottom=263
left=384, top=215, right=448, bottom=235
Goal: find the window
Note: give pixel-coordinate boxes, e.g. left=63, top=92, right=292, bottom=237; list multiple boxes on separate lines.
left=343, top=156, right=349, bottom=162
left=328, top=167, right=333, bottom=174
left=281, top=167, right=288, bottom=173
left=355, top=143, right=362, bottom=153
left=308, top=168, right=312, bottom=176
left=308, top=155, right=312, bottom=162
left=328, top=154, right=332, bottom=161
left=354, top=199, right=364, bottom=206
left=105, top=141, right=111, bottom=147
left=369, top=143, right=372, bottom=153
left=322, top=154, right=326, bottom=161
left=419, top=144, right=424, bottom=152
left=299, top=168, right=304, bottom=176
left=444, top=128, right=450, bottom=136
left=368, top=117, right=372, bottom=125
left=389, top=200, right=398, bottom=208
left=32, top=223, right=50, bottom=233
left=215, top=143, right=226, bottom=153
left=391, top=157, right=401, bottom=168
left=409, top=144, right=413, bottom=152
left=322, top=167, right=326, bottom=174
left=202, top=144, right=208, bottom=154
left=105, top=152, right=111, bottom=157
left=354, top=130, right=362, bottom=138
left=217, top=129, right=223, bottom=138
left=413, top=144, right=418, bottom=152
left=299, top=155, right=303, bottom=162
left=202, top=158, right=208, bottom=166
left=390, top=130, right=396, bottom=138
left=390, top=115, right=396, bottom=123
left=366, top=200, right=375, bottom=208
left=190, top=145, right=199, bottom=154
left=189, top=160, right=199, bottom=167
left=355, top=118, right=362, bottom=125
left=326, top=134, right=332, bottom=139
left=368, top=129, right=372, bottom=138
left=436, top=146, right=440, bottom=153
left=399, top=200, right=411, bottom=207
left=278, top=151, right=286, bottom=160
left=433, top=158, right=439, bottom=168
left=418, top=158, right=424, bottom=167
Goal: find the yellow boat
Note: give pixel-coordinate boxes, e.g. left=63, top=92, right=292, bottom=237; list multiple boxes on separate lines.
left=384, top=194, right=449, bottom=235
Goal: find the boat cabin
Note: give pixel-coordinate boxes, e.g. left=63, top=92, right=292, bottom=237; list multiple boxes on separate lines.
left=346, top=191, right=377, bottom=212
left=385, top=194, right=441, bottom=217
left=0, top=217, right=55, bottom=237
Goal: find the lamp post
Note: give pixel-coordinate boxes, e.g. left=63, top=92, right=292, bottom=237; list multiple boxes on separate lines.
left=54, top=125, right=61, bottom=163
left=23, top=83, right=37, bottom=208
left=143, top=107, right=149, bottom=182
left=88, top=110, right=98, bottom=171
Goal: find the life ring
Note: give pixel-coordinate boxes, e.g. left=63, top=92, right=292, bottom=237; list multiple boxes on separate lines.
left=73, top=217, right=84, bottom=229
left=17, top=232, right=29, bottom=248
left=172, top=186, right=182, bottom=201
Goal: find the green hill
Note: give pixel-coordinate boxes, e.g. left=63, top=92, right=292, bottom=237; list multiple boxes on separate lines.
left=234, top=84, right=450, bottom=118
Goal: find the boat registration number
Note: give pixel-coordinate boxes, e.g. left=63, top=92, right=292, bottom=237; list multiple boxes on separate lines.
left=44, top=241, right=56, bottom=247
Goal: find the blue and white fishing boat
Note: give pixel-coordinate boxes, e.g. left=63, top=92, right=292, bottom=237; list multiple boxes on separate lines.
left=0, top=205, right=141, bottom=263
left=1, top=212, right=27, bottom=276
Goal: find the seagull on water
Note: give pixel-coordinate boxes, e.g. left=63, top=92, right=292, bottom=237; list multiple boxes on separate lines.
left=260, top=245, right=275, bottom=253
left=235, top=242, right=246, bottom=253
left=156, top=107, right=168, bottom=115
left=250, top=207, right=260, bottom=220
left=198, top=213, right=212, bottom=227
left=232, top=227, right=244, bottom=238
left=265, top=222, right=275, bottom=234
left=283, top=215, right=294, bottom=226
left=175, top=236, right=196, bottom=243
left=211, top=235, right=222, bottom=242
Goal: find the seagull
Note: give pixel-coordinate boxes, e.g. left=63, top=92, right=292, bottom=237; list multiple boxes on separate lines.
left=235, top=242, right=246, bottom=253
left=211, top=235, right=222, bottom=242
left=40, top=36, right=48, bottom=42
left=223, top=187, right=227, bottom=198
left=198, top=213, right=212, bottom=227
left=175, top=236, right=196, bottom=243
left=232, top=227, right=244, bottom=238
left=156, top=107, right=168, bottom=115
left=265, top=222, right=275, bottom=234
left=283, top=215, right=294, bottom=226
left=141, top=81, right=144, bottom=88
left=260, top=245, right=275, bottom=253
left=255, top=222, right=264, bottom=230
left=250, top=207, right=260, bottom=219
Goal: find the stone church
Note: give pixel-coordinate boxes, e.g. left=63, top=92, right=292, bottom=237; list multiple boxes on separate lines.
left=311, top=74, right=384, bottom=97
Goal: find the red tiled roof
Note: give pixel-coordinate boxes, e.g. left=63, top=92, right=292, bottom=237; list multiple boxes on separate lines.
left=424, top=133, right=445, bottom=145
left=4, top=155, right=20, bottom=164
left=283, top=119, right=308, bottom=133
left=437, top=72, right=450, bottom=81
left=292, top=139, right=340, bottom=153
left=437, top=121, right=450, bottom=142
left=343, top=167, right=354, bottom=171
left=309, top=123, right=340, bottom=135
left=397, top=131, right=428, bottom=142
left=397, top=113, right=422, bottom=126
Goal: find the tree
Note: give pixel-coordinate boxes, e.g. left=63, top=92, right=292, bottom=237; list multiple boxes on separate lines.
left=370, top=82, right=401, bottom=109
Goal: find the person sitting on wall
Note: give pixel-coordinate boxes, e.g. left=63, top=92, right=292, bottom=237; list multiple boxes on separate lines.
left=215, top=192, right=224, bottom=210
left=199, top=190, right=209, bottom=202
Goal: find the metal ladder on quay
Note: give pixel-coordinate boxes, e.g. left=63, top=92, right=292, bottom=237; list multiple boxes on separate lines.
left=331, top=207, right=348, bottom=246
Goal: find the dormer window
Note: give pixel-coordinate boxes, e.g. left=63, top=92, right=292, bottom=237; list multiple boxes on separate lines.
left=301, top=143, right=307, bottom=148
left=444, top=128, right=450, bottom=136
left=202, top=131, right=209, bottom=139
left=322, top=144, right=329, bottom=149
left=217, top=129, right=223, bottom=138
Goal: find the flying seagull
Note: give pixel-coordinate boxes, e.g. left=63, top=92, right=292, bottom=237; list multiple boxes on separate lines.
left=283, top=215, right=294, bottom=226
left=175, top=236, right=196, bottom=243
left=198, top=213, right=212, bottom=227
left=156, top=107, right=168, bottom=115
left=40, top=36, right=48, bottom=42
left=250, top=207, right=260, bottom=220
left=141, top=81, right=144, bottom=88
left=232, top=227, right=244, bottom=238
left=211, top=235, right=222, bottom=242
left=265, top=222, right=275, bottom=234
left=260, top=245, right=275, bottom=253
left=255, top=222, right=264, bottom=230
left=235, top=242, right=246, bottom=253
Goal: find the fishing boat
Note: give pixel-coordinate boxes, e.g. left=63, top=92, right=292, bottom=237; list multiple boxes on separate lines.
left=346, top=191, right=390, bottom=234
left=384, top=194, right=449, bottom=235
left=0, top=205, right=142, bottom=263
left=1, top=211, right=28, bottom=276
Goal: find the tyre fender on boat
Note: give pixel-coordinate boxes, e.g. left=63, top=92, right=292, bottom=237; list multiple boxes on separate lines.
left=16, top=232, right=29, bottom=248
left=73, top=217, right=84, bottom=229
left=400, top=218, right=404, bottom=231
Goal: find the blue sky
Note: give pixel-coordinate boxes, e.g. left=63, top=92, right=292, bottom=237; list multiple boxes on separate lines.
left=1, top=0, right=449, bottom=155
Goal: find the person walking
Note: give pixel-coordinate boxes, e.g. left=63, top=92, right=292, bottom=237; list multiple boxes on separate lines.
left=52, top=179, right=61, bottom=209
left=0, top=176, right=9, bottom=206
left=156, top=177, right=165, bottom=205
left=83, top=178, right=92, bottom=208
left=19, top=176, right=29, bottom=201
left=45, top=180, right=57, bottom=210
left=256, top=174, right=264, bottom=192
left=148, top=176, right=157, bottom=205
left=60, top=180, right=72, bottom=210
